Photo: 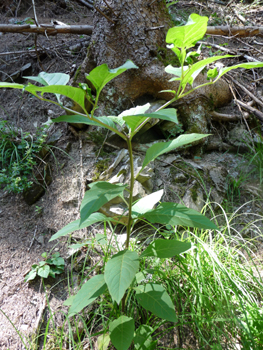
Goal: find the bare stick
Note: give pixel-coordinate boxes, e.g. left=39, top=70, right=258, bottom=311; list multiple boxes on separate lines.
left=235, top=99, right=263, bottom=122
left=73, top=0, right=93, bottom=10
left=231, top=77, right=263, bottom=109
left=0, top=24, right=93, bottom=36
left=28, top=225, right=38, bottom=252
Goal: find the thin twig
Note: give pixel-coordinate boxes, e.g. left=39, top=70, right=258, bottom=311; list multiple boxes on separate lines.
left=32, top=0, right=39, bottom=26
left=94, top=6, right=116, bottom=24
left=28, top=225, right=38, bottom=252
left=15, top=0, right=21, bottom=18
left=103, top=0, right=118, bottom=17
left=231, top=77, right=263, bottom=109
left=235, top=99, right=263, bottom=123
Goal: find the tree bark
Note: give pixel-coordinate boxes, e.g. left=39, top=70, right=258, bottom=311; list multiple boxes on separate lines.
left=77, top=0, right=231, bottom=116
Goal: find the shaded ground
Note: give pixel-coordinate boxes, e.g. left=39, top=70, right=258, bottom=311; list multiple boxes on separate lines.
left=1, top=0, right=263, bottom=349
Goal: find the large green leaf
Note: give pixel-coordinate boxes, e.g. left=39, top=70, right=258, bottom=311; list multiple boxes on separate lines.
left=24, top=72, right=69, bottom=86
left=122, top=106, right=178, bottom=136
left=166, top=14, right=208, bottom=49
left=109, top=316, right=135, bottom=350
left=143, top=202, right=217, bottom=230
left=49, top=212, right=110, bottom=242
left=132, top=189, right=164, bottom=218
left=135, top=283, right=177, bottom=322
left=86, top=60, right=138, bottom=97
left=105, top=250, right=139, bottom=304
left=68, top=274, right=107, bottom=316
left=25, top=85, right=87, bottom=110
left=140, top=239, right=191, bottom=259
left=214, top=61, right=263, bottom=82
left=52, top=114, right=116, bottom=130
left=80, top=182, right=127, bottom=224
left=141, top=133, right=209, bottom=172
left=180, top=54, right=232, bottom=87
left=134, top=325, right=156, bottom=350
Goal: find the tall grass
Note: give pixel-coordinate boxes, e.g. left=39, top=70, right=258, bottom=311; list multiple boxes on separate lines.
left=158, top=202, right=263, bottom=349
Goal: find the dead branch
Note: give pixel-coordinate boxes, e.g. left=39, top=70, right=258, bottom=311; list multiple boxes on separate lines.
left=73, top=0, right=93, bottom=10
left=1, top=23, right=263, bottom=38
left=236, top=99, right=263, bottom=122
left=209, top=110, right=242, bottom=121
left=0, top=24, right=93, bottom=36
left=231, top=77, right=263, bottom=109
left=206, top=25, right=263, bottom=37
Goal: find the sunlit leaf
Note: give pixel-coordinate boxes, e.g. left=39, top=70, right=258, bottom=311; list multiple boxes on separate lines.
left=141, top=133, right=209, bottom=172
left=105, top=250, right=139, bottom=304
left=86, top=60, right=138, bottom=97
left=132, top=189, right=164, bottom=217
left=166, top=13, right=208, bottom=49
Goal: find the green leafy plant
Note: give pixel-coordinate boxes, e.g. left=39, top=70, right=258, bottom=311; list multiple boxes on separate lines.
left=1, top=13, right=263, bottom=350
left=24, top=252, right=65, bottom=282
left=0, top=119, right=48, bottom=193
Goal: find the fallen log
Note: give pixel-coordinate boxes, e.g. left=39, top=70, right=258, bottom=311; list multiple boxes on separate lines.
left=206, top=26, right=263, bottom=38
left=1, top=24, right=263, bottom=38
left=0, top=24, right=93, bottom=36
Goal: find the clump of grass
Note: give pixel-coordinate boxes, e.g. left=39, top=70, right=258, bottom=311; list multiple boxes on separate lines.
left=158, top=202, right=263, bottom=349
left=0, top=119, right=48, bottom=193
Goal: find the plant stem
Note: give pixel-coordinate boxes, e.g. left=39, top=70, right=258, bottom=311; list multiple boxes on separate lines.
left=125, top=137, right=135, bottom=250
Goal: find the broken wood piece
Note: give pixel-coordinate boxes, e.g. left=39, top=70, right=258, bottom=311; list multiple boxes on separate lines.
left=0, top=24, right=93, bottom=36
left=206, top=26, right=263, bottom=38
left=209, top=110, right=242, bottom=121
left=231, top=77, right=263, bottom=109
left=73, top=0, right=93, bottom=10
left=235, top=99, right=263, bottom=122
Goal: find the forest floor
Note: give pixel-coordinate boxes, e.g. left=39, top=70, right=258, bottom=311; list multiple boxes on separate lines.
left=1, top=0, right=263, bottom=349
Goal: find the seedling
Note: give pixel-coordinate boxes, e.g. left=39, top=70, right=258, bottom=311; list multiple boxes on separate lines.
left=24, top=252, right=65, bottom=282
left=1, top=13, right=263, bottom=350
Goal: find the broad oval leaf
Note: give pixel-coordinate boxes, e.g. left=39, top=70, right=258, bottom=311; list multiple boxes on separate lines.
left=109, top=316, right=135, bottom=350
left=25, top=84, right=87, bottom=110
left=143, top=202, right=217, bottom=230
left=49, top=212, right=111, bottom=241
left=52, top=114, right=117, bottom=130
left=180, top=54, right=233, bottom=87
left=69, top=274, right=107, bottom=316
left=24, top=72, right=69, bottom=86
left=141, top=133, right=209, bottom=172
left=135, top=283, right=177, bottom=322
left=140, top=239, right=191, bottom=259
left=105, top=250, right=139, bottom=304
left=37, top=265, right=50, bottom=279
left=214, top=61, right=263, bottom=83
left=86, top=60, right=138, bottom=96
left=132, top=189, right=164, bottom=218
left=80, top=182, right=127, bottom=224
left=166, top=14, right=208, bottom=49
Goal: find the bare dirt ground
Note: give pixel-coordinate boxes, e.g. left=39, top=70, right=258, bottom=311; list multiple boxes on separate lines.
left=1, top=0, right=263, bottom=349
left=0, top=1, right=94, bottom=348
